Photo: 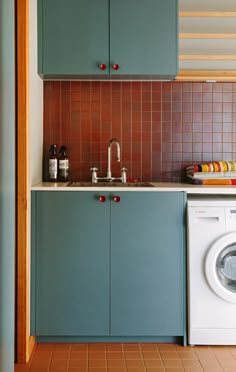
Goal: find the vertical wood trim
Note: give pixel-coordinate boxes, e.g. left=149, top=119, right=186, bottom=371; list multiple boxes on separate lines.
left=16, top=0, right=35, bottom=363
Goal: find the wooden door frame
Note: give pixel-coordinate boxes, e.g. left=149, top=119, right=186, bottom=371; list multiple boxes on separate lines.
left=16, top=0, right=35, bottom=363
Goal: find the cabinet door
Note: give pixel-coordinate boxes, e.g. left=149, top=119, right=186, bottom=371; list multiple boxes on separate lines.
left=38, top=0, right=109, bottom=76
left=110, top=0, right=178, bottom=77
left=34, top=191, right=110, bottom=336
left=110, top=192, right=185, bottom=336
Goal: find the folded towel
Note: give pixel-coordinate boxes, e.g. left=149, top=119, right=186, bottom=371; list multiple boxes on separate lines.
left=186, top=178, right=236, bottom=185
left=185, top=160, right=236, bottom=185
left=202, top=179, right=236, bottom=185
left=186, top=161, right=236, bottom=174
left=188, top=171, right=236, bottom=180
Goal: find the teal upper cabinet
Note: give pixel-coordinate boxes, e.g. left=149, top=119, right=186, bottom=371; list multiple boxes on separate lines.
left=38, top=0, right=109, bottom=77
left=38, top=0, right=178, bottom=79
left=110, top=0, right=178, bottom=78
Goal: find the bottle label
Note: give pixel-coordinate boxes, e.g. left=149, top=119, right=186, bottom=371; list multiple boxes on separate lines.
left=49, top=159, right=57, bottom=179
left=59, top=159, right=69, bottom=170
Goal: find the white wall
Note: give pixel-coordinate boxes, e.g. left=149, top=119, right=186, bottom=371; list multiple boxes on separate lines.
left=29, top=0, right=43, bottom=185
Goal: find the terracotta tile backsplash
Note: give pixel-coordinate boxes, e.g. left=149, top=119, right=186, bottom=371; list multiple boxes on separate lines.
left=43, top=81, right=236, bottom=182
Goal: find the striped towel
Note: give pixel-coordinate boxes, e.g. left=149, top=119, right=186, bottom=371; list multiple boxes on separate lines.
left=188, top=179, right=236, bottom=185
left=185, top=161, right=236, bottom=185
left=186, top=161, right=236, bottom=175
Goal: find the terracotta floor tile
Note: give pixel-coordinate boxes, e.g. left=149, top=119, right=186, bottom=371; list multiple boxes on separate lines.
left=140, top=343, right=158, bottom=351
left=70, top=351, right=88, bottom=359
left=50, top=359, right=69, bottom=369
left=123, top=343, right=141, bottom=351
left=142, top=351, right=161, bottom=359
left=228, top=348, right=236, bottom=358
left=30, top=360, right=51, bottom=369
left=35, top=351, right=53, bottom=360
left=33, top=354, right=52, bottom=362
left=194, top=350, right=216, bottom=361
left=88, top=351, right=106, bottom=359
left=158, top=344, right=176, bottom=351
left=191, top=346, right=210, bottom=353
left=88, top=368, right=106, bottom=372
left=54, top=343, right=71, bottom=348
left=52, top=351, right=70, bottom=359
left=181, top=359, right=203, bottom=368
left=107, top=359, right=126, bottom=368
left=217, top=357, right=236, bottom=368
left=106, top=343, right=123, bottom=352
left=162, top=359, right=183, bottom=368
left=125, top=359, right=145, bottom=368
left=227, top=346, right=236, bottom=351
left=88, top=359, right=107, bottom=368
left=16, top=342, right=236, bottom=372
left=160, top=351, right=179, bottom=359
left=69, top=359, right=88, bottom=368
left=124, top=351, right=142, bottom=359
left=71, top=343, right=88, bottom=351
left=199, top=358, right=222, bottom=366
left=88, top=343, right=106, bottom=351
left=203, top=367, right=223, bottom=372
left=177, top=351, right=197, bottom=360
left=199, top=360, right=223, bottom=371
left=106, top=352, right=124, bottom=360
left=213, top=350, right=234, bottom=358
left=175, top=345, right=193, bottom=351
left=29, top=368, right=49, bottom=372
left=144, top=359, right=164, bottom=368
left=210, top=346, right=227, bottom=351
left=37, top=343, right=54, bottom=351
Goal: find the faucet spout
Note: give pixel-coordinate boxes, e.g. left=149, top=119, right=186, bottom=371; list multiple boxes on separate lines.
left=107, top=138, right=120, bottom=179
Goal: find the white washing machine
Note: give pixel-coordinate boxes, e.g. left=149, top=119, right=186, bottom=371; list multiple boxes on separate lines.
left=187, top=195, right=236, bottom=345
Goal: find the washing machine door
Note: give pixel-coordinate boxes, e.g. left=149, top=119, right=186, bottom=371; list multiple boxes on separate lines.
left=205, top=232, right=236, bottom=303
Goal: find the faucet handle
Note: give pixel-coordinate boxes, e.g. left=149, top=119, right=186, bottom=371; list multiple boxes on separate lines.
left=90, top=167, right=98, bottom=183
left=90, top=167, right=98, bottom=172
left=121, top=167, right=127, bottom=183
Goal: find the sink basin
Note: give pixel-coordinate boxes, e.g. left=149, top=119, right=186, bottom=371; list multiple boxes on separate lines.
left=67, top=181, right=154, bottom=187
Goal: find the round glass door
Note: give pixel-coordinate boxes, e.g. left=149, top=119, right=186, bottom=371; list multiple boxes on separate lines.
left=216, top=244, right=236, bottom=293
left=205, top=232, right=236, bottom=303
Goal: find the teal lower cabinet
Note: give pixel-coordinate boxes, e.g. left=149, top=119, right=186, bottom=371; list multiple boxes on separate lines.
left=31, top=191, right=186, bottom=343
left=110, top=192, right=185, bottom=337
left=31, top=191, right=110, bottom=336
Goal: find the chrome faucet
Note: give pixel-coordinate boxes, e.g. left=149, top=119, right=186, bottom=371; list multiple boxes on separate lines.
left=107, top=138, right=120, bottom=179
left=90, top=138, right=127, bottom=183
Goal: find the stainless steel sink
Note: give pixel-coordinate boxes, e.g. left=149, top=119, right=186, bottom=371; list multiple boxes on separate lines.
left=67, top=181, right=154, bottom=187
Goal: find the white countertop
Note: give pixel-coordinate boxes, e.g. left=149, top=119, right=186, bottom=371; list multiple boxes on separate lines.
left=31, top=182, right=236, bottom=194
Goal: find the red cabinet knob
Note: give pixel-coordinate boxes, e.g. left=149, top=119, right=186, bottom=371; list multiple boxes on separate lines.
left=99, top=63, right=106, bottom=70
left=99, top=195, right=106, bottom=202
left=112, top=64, right=120, bottom=71
left=113, top=196, right=120, bottom=203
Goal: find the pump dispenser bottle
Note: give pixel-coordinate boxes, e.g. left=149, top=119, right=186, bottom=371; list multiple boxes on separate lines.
left=49, top=144, right=58, bottom=181
left=59, top=146, right=69, bottom=181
